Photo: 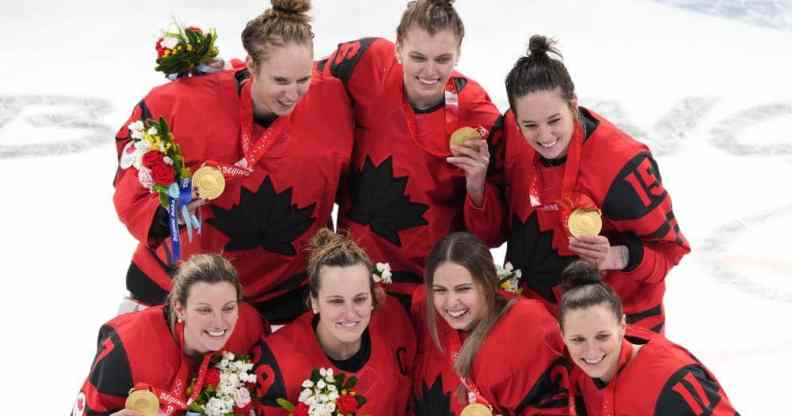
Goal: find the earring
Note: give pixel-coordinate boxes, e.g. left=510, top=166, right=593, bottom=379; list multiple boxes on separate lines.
left=177, top=315, right=184, bottom=323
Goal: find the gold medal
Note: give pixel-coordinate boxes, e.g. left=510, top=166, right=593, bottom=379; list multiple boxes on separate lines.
left=125, top=389, right=159, bottom=416
left=450, top=126, right=481, bottom=147
left=568, top=208, right=603, bottom=237
left=192, top=165, right=225, bottom=200
left=460, top=403, right=493, bottom=416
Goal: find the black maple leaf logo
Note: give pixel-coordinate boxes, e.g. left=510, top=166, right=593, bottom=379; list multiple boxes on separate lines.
left=506, top=214, right=573, bottom=304
left=413, top=376, right=453, bottom=416
left=346, top=156, right=429, bottom=246
left=208, top=176, right=316, bottom=255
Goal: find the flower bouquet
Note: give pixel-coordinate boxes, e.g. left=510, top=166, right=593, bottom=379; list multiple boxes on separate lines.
left=277, top=368, right=367, bottom=416
left=126, top=118, right=191, bottom=209
left=186, top=352, right=257, bottom=416
left=155, top=22, right=220, bottom=79
left=496, top=262, right=523, bottom=295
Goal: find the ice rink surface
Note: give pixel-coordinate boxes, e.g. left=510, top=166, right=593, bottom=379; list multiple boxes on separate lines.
left=1, top=0, right=790, bottom=413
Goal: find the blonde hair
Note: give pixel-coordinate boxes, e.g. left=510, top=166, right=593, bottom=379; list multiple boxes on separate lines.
left=242, top=0, right=314, bottom=67
left=167, top=253, right=242, bottom=330
left=396, top=0, right=465, bottom=45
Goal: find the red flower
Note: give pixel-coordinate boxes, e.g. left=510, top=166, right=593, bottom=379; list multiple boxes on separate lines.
left=293, top=402, right=309, bottom=416
left=234, top=401, right=252, bottom=415
left=337, top=394, right=359, bottom=413
left=142, top=151, right=175, bottom=185
left=142, top=151, right=162, bottom=169
left=186, top=26, right=203, bottom=34
left=155, top=38, right=167, bottom=58
left=205, top=368, right=221, bottom=387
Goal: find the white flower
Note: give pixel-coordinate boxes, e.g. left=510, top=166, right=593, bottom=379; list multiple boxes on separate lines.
left=137, top=166, right=153, bottom=189
left=146, top=126, right=158, bottom=136
left=319, top=368, right=328, bottom=377
left=298, top=388, right=313, bottom=403
left=374, top=262, right=392, bottom=284
left=161, top=34, right=180, bottom=49
left=302, top=380, right=314, bottom=389
left=162, top=156, right=173, bottom=165
left=233, top=387, right=251, bottom=408
left=316, top=379, right=326, bottom=390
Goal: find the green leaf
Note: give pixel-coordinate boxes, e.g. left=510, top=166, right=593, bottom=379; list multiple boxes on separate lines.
left=276, top=398, right=295, bottom=411
left=345, top=376, right=358, bottom=389
left=356, top=394, right=367, bottom=407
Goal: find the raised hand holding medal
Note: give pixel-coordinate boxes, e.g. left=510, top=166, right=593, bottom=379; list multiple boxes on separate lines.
left=124, top=389, right=159, bottom=416
left=447, top=126, right=490, bottom=207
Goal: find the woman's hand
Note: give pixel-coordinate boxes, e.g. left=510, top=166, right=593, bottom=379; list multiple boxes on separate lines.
left=446, top=139, right=490, bottom=207
left=569, top=235, right=629, bottom=271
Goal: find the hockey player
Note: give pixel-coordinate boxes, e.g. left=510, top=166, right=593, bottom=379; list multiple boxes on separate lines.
left=559, top=260, right=738, bottom=415
left=113, top=0, right=354, bottom=324
left=317, top=0, right=500, bottom=307
left=71, top=254, right=267, bottom=416
left=466, top=35, right=690, bottom=332
left=253, top=228, right=416, bottom=415
left=412, top=232, right=571, bottom=415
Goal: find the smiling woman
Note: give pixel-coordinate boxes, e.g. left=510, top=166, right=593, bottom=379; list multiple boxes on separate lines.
left=70, top=254, right=266, bottom=416
left=412, top=232, right=571, bottom=415
left=559, top=260, right=739, bottom=415
left=252, top=228, right=417, bottom=415
left=112, top=0, right=355, bottom=325
left=316, top=0, right=501, bottom=309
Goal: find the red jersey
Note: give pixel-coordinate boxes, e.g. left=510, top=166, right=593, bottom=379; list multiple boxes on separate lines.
left=570, top=327, right=739, bottom=416
left=71, top=303, right=265, bottom=416
left=411, top=287, right=572, bottom=415
left=113, top=69, right=354, bottom=323
left=254, top=295, right=416, bottom=415
left=466, top=108, right=690, bottom=332
left=318, top=38, right=501, bottom=303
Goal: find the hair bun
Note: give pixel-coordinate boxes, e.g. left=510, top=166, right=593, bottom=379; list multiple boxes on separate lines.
left=271, top=0, right=311, bottom=16
left=527, top=34, right=562, bottom=60
left=560, top=260, right=602, bottom=291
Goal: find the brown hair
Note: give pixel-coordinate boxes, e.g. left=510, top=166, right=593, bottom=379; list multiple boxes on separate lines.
left=505, top=34, right=576, bottom=113
left=306, top=228, right=377, bottom=308
left=242, top=0, right=314, bottom=67
left=559, top=260, right=623, bottom=329
left=424, top=232, right=514, bottom=397
left=396, top=0, right=465, bottom=45
left=167, top=253, right=242, bottom=330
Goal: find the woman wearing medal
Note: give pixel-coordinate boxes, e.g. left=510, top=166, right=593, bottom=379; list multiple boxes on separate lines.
left=253, top=229, right=416, bottom=415
left=558, top=261, right=738, bottom=415
left=71, top=254, right=266, bottom=416
left=317, top=0, right=500, bottom=308
left=465, top=35, right=691, bottom=332
left=113, top=0, right=355, bottom=324
left=412, top=232, right=571, bottom=415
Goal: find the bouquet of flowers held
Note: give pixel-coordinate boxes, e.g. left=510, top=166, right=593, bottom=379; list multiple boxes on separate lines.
left=277, top=368, right=367, bottom=416
left=186, top=352, right=256, bottom=416
left=496, top=262, right=523, bottom=295
left=126, top=118, right=191, bottom=209
left=155, top=22, right=220, bottom=79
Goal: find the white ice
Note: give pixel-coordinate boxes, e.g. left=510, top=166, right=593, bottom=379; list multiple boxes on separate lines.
left=1, top=0, right=790, bottom=414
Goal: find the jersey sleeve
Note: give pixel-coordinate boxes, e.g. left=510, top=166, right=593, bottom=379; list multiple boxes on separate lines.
left=112, top=98, right=171, bottom=248
left=602, top=152, right=691, bottom=284
left=316, top=37, right=393, bottom=102
left=72, top=325, right=134, bottom=416
left=252, top=339, right=291, bottom=415
left=654, top=364, right=739, bottom=415
left=464, top=114, right=511, bottom=247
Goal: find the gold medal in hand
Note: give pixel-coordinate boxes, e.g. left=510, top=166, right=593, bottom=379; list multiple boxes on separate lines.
left=568, top=208, right=603, bottom=237
left=125, top=389, right=159, bottom=416
left=460, top=402, right=494, bottom=416
left=192, top=165, right=225, bottom=200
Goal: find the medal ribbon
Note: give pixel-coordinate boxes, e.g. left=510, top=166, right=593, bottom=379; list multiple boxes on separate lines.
left=166, top=178, right=199, bottom=263
left=526, top=117, right=585, bottom=252
left=446, top=328, right=494, bottom=409
left=131, top=322, right=216, bottom=415
left=207, top=80, right=289, bottom=182
left=402, top=77, right=486, bottom=157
